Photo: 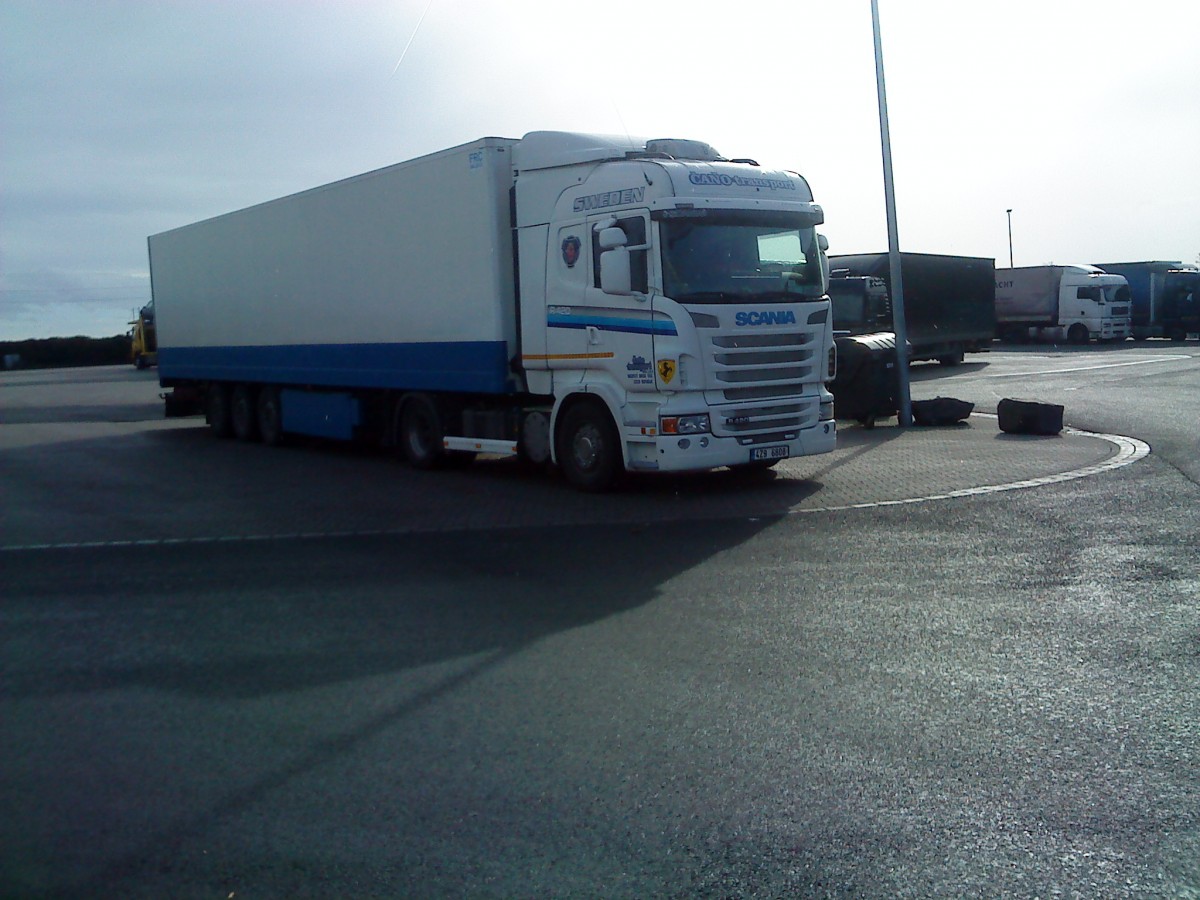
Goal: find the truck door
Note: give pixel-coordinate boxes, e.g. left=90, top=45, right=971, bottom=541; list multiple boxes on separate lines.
left=541, top=220, right=591, bottom=381
left=587, top=212, right=660, bottom=393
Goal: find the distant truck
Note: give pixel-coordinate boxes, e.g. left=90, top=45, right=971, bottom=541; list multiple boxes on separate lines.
left=149, top=132, right=838, bottom=491
left=1091, top=261, right=1200, bottom=341
left=827, top=252, right=996, bottom=365
left=995, top=264, right=1131, bottom=344
left=128, top=303, right=157, bottom=368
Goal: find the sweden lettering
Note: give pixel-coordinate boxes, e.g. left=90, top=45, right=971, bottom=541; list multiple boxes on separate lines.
left=573, top=187, right=646, bottom=213
left=735, top=310, right=797, bottom=326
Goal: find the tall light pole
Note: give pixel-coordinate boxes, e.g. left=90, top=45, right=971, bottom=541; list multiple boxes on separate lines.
left=871, top=0, right=912, bottom=427
left=1006, top=208, right=1014, bottom=267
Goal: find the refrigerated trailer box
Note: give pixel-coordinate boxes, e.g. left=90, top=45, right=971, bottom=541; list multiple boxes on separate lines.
left=994, top=264, right=1131, bottom=344
left=827, top=252, right=995, bottom=365
left=151, top=132, right=839, bottom=490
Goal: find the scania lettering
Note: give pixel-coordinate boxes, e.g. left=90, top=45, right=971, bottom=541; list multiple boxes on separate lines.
left=736, top=311, right=798, bottom=326
left=150, top=132, right=837, bottom=491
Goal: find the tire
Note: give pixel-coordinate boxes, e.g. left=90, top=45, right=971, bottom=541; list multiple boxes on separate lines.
left=256, top=386, right=286, bottom=447
left=398, top=394, right=444, bottom=469
left=557, top=401, right=621, bottom=492
left=938, top=351, right=964, bottom=366
left=206, top=384, right=233, bottom=438
left=1067, top=323, right=1090, bottom=345
left=230, top=385, right=259, bottom=442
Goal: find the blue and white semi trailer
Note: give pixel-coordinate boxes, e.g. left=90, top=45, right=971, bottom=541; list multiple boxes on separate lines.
left=150, top=131, right=837, bottom=490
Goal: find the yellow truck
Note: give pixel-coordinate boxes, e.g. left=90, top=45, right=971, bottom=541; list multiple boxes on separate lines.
left=129, top=304, right=157, bottom=369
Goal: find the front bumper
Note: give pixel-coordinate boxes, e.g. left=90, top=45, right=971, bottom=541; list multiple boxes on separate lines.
left=625, top=417, right=836, bottom=472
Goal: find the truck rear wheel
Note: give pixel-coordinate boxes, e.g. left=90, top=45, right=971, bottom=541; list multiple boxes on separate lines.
left=398, top=394, right=444, bottom=469
left=257, top=387, right=285, bottom=446
left=230, top=385, right=259, bottom=442
left=557, top=401, right=620, bottom=492
left=206, top=384, right=233, bottom=438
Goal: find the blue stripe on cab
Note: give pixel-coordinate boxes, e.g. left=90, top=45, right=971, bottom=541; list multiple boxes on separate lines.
left=547, top=314, right=677, bottom=336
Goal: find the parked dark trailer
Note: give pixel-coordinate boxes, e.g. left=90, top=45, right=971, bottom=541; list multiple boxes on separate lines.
left=828, top=252, right=996, bottom=365
left=1093, top=261, right=1200, bottom=341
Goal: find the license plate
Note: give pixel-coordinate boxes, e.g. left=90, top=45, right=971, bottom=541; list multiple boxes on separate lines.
left=750, top=445, right=789, bottom=461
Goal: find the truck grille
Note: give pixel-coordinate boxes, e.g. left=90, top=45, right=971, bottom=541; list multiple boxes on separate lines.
left=1110, top=306, right=1129, bottom=316
left=689, top=309, right=826, bottom=439
left=708, top=331, right=816, bottom=400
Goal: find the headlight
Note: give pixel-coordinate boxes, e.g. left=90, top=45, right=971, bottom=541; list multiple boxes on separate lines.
left=660, top=413, right=711, bottom=435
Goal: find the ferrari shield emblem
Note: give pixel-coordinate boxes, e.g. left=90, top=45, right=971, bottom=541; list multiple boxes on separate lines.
left=657, top=359, right=677, bottom=384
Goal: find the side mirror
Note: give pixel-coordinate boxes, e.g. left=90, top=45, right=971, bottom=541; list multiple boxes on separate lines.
left=817, top=233, right=829, bottom=252
left=600, top=248, right=632, bottom=295
left=598, top=226, right=627, bottom=251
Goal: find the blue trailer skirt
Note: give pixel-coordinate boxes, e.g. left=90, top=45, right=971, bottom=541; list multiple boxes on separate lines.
left=158, top=341, right=513, bottom=394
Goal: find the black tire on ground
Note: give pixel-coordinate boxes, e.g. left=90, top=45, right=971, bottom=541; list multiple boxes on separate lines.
left=206, top=384, right=233, bottom=438
left=557, top=401, right=621, bottom=492
left=256, top=386, right=285, bottom=446
left=1067, top=323, right=1090, bottom=345
left=230, top=385, right=259, bottom=442
left=398, top=394, right=444, bottom=469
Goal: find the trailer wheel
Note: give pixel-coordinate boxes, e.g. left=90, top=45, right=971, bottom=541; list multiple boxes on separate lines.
left=1067, top=323, right=1089, bottom=345
left=557, top=401, right=620, bottom=492
left=938, top=350, right=964, bottom=366
left=206, top=384, right=233, bottom=438
left=257, top=387, right=285, bottom=446
left=398, top=394, right=443, bottom=469
left=230, top=385, right=259, bottom=442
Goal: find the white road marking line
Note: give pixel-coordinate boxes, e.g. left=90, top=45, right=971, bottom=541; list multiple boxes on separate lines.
left=986, top=355, right=1191, bottom=378
left=792, top=425, right=1150, bottom=514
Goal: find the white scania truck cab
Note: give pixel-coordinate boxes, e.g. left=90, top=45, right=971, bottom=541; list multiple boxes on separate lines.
left=513, top=134, right=836, bottom=486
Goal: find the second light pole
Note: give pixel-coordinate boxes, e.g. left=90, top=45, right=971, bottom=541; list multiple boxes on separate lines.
left=1006, top=208, right=1014, bottom=267
left=871, top=0, right=912, bottom=427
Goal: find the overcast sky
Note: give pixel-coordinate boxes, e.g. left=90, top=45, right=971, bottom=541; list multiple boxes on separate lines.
left=3, top=0, right=1198, bottom=340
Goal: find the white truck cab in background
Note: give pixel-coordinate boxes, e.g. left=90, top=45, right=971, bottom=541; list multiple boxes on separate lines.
left=994, top=264, right=1131, bottom=344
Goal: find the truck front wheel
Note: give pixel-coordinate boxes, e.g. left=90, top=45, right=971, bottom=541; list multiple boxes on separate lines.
left=557, top=402, right=620, bottom=492
left=1068, top=324, right=1090, bottom=345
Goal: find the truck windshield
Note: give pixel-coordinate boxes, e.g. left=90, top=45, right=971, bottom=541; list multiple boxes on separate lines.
left=659, top=215, right=824, bottom=303
left=1103, top=284, right=1131, bottom=304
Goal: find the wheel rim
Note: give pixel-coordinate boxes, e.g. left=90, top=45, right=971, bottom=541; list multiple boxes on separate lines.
left=571, top=423, right=603, bottom=472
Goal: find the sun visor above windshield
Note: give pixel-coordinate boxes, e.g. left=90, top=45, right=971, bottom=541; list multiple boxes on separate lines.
left=665, top=164, right=814, bottom=204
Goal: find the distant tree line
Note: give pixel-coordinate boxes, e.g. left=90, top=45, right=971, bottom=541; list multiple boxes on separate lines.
left=1, top=335, right=132, bottom=370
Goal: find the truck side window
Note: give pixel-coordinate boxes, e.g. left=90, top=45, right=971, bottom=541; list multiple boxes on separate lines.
left=1077, top=286, right=1101, bottom=301
left=592, top=215, right=648, bottom=294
